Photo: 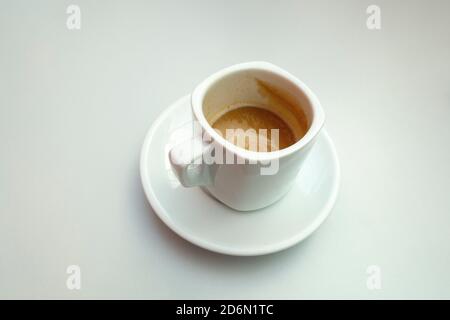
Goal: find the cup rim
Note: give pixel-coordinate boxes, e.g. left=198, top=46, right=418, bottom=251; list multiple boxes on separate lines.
left=191, top=61, right=325, bottom=162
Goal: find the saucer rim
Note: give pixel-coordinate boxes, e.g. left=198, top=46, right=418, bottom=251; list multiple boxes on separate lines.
left=140, top=94, right=341, bottom=256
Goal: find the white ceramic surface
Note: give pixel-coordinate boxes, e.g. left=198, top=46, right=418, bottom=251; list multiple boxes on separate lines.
left=2, top=0, right=450, bottom=299
left=141, top=95, right=340, bottom=255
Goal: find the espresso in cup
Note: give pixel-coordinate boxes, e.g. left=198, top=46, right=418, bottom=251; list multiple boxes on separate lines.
left=212, top=106, right=295, bottom=151
left=209, top=81, right=308, bottom=152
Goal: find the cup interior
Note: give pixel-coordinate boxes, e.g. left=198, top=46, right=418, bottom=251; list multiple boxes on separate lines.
left=201, top=68, right=314, bottom=142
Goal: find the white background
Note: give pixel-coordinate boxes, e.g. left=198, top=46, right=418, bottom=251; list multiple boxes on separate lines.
left=1, top=0, right=449, bottom=299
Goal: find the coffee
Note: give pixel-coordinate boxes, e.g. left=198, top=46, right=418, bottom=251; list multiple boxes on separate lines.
left=212, top=106, right=298, bottom=151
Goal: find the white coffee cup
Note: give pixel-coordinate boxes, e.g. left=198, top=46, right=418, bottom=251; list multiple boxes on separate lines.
left=169, top=62, right=325, bottom=211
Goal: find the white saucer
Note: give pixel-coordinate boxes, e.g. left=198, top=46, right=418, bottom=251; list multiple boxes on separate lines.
left=140, top=95, right=340, bottom=256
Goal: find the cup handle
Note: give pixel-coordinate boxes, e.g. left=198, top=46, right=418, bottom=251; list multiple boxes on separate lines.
left=169, top=135, right=215, bottom=187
